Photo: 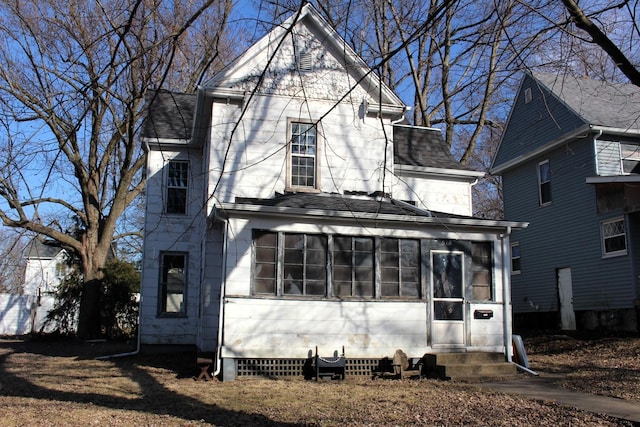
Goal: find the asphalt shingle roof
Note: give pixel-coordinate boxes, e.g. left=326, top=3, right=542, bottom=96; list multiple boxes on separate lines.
left=234, top=192, right=470, bottom=220
left=393, top=125, right=471, bottom=170
left=533, top=72, right=640, bottom=131
left=26, top=240, right=63, bottom=259
left=142, top=91, right=196, bottom=140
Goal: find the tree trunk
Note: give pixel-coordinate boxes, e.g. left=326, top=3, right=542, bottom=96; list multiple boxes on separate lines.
left=77, top=278, right=102, bottom=339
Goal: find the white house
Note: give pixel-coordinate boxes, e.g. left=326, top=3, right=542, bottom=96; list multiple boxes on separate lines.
left=0, top=240, right=63, bottom=335
left=139, top=4, right=526, bottom=380
left=22, top=240, right=69, bottom=296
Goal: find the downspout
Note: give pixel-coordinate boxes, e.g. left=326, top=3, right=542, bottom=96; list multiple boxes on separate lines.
left=501, top=226, right=512, bottom=363
left=97, top=141, right=152, bottom=361
left=213, top=217, right=229, bottom=377
left=469, top=177, right=480, bottom=215
left=391, top=106, right=411, bottom=125
left=592, top=129, right=603, bottom=174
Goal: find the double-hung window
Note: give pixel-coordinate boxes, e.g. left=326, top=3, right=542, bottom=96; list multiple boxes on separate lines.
left=511, top=242, right=521, bottom=274
left=621, top=143, right=640, bottom=174
left=601, top=217, right=627, bottom=257
left=159, top=253, right=187, bottom=315
left=538, top=159, right=551, bottom=206
left=166, top=160, right=189, bottom=214
left=290, top=122, right=317, bottom=189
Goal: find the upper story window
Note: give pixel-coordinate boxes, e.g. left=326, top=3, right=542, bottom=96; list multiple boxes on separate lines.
left=166, top=160, right=188, bottom=214
left=289, top=122, right=318, bottom=189
left=621, top=143, right=640, bottom=174
left=601, top=217, right=627, bottom=257
left=471, top=242, right=493, bottom=300
left=538, top=159, right=551, bottom=206
left=511, top=242, right=521, bottom=274
left=159, top=252, right=187, bottom=315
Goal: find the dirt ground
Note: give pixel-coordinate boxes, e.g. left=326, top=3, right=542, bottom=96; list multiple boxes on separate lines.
left=0, top=333, right=638, bottom=426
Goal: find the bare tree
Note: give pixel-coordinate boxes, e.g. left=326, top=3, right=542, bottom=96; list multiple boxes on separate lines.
left=0, top=227, right=28, bottom=293
left=560, top=0, right=640, bottom=86
left=0, top=0, right=233, bottom=338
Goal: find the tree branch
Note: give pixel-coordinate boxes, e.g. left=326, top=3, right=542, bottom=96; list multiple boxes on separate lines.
left=561, top=0, right=640, bottom=87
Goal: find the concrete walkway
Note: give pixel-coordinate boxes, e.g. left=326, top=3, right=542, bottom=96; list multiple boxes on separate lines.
left=475, top=375, right=640, bottom=424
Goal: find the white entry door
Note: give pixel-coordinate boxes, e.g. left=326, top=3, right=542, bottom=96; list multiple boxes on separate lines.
left=557, top=267, right=576, bottom=330
left=431, top=250, right=465, bottom=348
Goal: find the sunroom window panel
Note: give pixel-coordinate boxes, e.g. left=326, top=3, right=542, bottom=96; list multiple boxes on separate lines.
left=381, top=238, right=420, bottom=298
left=472, top=242, right=493, bottom=300
left=254, top=231, right=277, bottom=294
left=381, top=282, right=399, bottom=297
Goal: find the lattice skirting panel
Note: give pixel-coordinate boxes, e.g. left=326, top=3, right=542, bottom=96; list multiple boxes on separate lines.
left=236, top=358, right=381, bottom=378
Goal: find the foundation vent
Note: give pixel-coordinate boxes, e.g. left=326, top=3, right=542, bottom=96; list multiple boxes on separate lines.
left=236, top=358, right=381, bottom=378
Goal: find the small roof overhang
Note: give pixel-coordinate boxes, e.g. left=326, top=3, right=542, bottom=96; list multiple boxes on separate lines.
left=210, top=193, right=527, bottom=232
left=394, top=164, right=485, bottom=181
left=586, top=175, right=640, bottom=184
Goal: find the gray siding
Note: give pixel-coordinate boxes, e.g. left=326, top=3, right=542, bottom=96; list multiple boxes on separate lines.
left=506, top=137, right=635, bottom=314
left=494, top=74, right=587, bottom=169
left=630, top=212, right=640, bottom=303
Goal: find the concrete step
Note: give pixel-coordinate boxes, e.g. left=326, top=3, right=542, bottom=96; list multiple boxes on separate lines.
left=423, top=352, right=517, bottom=381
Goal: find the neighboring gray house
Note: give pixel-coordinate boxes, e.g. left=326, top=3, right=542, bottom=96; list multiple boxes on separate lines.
left=140, top=4, right=526, bottom=380
left=492, top=72, right=640, bottom=332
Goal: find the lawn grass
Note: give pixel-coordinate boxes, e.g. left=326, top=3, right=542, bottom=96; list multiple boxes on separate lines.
left=0, top=335, right=637, bottom=426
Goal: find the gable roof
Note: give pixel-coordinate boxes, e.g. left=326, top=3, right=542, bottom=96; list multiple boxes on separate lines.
left=142, top=91, right=196, bottom=142
left=533, top=72, right=640, bottom=131
left=492, top=72, right=640, bottom=174
left=201, top=4, right=403, bottom=109
left=26, top=240, right=64, bottom=259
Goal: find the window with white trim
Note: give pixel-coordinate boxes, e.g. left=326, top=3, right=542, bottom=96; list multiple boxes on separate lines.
left=620, top=143, right=640, bottom=174
left=166, top=160, right=188, bottom=214
left=538, top=159, right=551, bottom=206
left=159, top=252, right=187, bottom=315
left=289, top=122, right=317, bottom=189
left=471, top=242, right=493, bottom=300
left=511, top=242, right=521, bottom=274
left=601, top=217, right=627, bottom=257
